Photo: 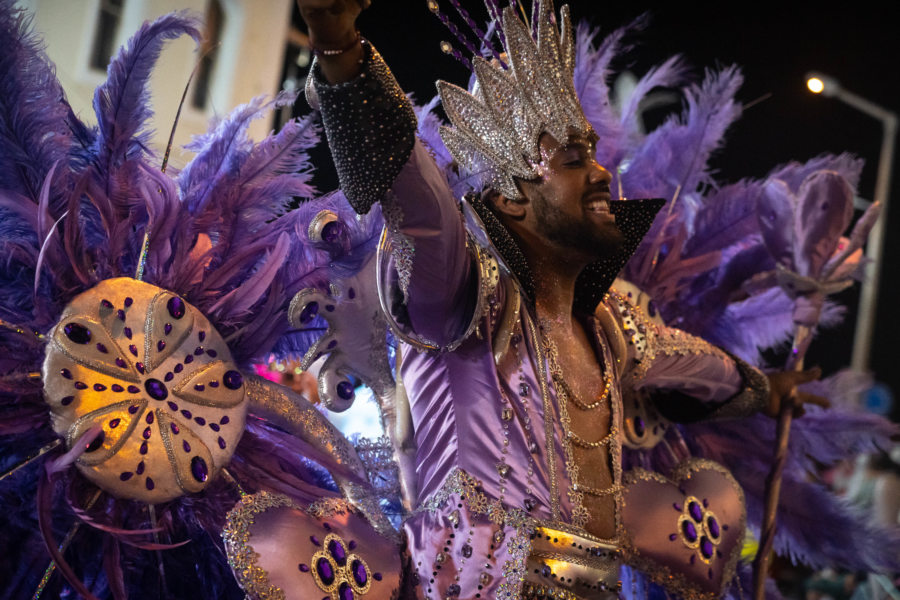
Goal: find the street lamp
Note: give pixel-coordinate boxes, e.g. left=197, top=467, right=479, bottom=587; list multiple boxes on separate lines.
left=805, top=71, right=898, bottom=374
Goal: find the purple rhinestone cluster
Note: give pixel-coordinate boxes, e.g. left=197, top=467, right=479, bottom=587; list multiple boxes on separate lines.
left=673, top=495, right=724, bottom=571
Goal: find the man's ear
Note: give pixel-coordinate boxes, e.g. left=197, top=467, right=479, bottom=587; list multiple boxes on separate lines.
left=483, top=188, right=527, bottom=220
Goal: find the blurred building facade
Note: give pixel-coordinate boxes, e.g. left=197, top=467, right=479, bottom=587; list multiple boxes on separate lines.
left=17, top=0, right=293, bottom=169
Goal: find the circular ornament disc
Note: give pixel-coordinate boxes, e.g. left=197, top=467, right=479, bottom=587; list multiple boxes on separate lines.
left=42, top=278, right=249, bottom=502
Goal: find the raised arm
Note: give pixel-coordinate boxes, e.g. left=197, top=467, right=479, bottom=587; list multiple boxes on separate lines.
left=297, top=1, right=477, bottom=348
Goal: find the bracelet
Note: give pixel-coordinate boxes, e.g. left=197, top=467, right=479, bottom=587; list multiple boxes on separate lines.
left=312, top=30, right=361, bottom=57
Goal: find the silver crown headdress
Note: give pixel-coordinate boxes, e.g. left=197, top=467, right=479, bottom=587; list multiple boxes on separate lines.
left=437, top=0, right=594, bottom=199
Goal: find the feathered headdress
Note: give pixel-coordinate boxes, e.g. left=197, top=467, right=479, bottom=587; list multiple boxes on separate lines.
left=437, top=0, right=591, bottom=200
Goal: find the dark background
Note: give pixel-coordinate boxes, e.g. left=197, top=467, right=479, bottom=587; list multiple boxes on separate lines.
left=290, top=1, right=900, bottom=418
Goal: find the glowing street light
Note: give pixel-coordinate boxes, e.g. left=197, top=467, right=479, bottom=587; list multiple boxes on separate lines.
left=807, top=76, right=824, bottom=94
left=804, top=71, right=898, bottom=374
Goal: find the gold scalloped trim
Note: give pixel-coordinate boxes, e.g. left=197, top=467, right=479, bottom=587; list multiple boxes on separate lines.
left=222, top=491, right=297, bottom=600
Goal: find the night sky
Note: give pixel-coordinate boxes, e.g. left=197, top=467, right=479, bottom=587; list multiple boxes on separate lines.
left=293, top=1, right=900, bottom=415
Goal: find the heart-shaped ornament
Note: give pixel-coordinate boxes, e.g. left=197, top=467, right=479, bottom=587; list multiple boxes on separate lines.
left=621, top=458, right=746, bottom=599
left=223, top=492, right=402, bottom=600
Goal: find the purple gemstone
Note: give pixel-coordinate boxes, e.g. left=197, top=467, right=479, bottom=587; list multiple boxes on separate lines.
left=117, top=309, right=126, bottom=321
left=700, top=537, right=714, bottom=559
left=348, top=287, right=356, bottom=299
left=462, top=543, right=473, bottom=557
left=64, top=322, right=91, bottom=344
left=299, top=563, right=310, bottom=572
left=223, top=370, right=243, bottom=390
left=124, top=327, right=132, bottom=339
left=146, top=477, right=155, bottom=490
left=220, top=416, right=230, bottom=425
left=181, top=409, right=192, bottom=419
left=338, top=582, right=354, bottom=600
left=170, top=422, right=179, bottom=435
left=157, top=340, right=166, bottom=352
left=85, top=430, right=105, bottom=452
left=209, top=381, right=219, bottom=388
left=136, top=460, right=145, bottom=474
left=139, top=443, right=147, bottom=456
left=112, top=384, right=124, bottom=392
left=325, top=304, right=335, bottom=312
left=96, top=343, right=108, bottom=354
left=299, top=302, right=319, bottom=324
left=146, top=412, right=154, bottom=424
left=129, top=344, right=138, bottom=356
left=109, top=418, right=120, bottom=429
left=315, top=557, right=334, bottom=585
left=143, top=427, right=152, bottom=439
left=127, top=385, right=140, bottom=394
left=209, top=422, right=220, bottom=432
left=184, top=355, right=193, bottom=364
left=167, top=401, right=178, bottom=411
left=198, top=331, right=206, bottom=342
left=120, top=472, right=133, bottom=481
left=190, top=456, right=208, bottom=482
left=206, top=349, right=217, bottom=358
left=321, top=220, right=340, bottom=243
left=707, top=516, right=720, bottom=539
left=124, top=297, right=133, bottom=307
left=174, top=364, right=183, bottom=373
left=194, top=416, right=206, bottom=426
left=688, top=501, right=703, bottom=523
left=61, top=396, right=74, bottom=406
left=60, top=368, right=72, bottom=379
left=327, top=340, right=338, bottom=350
left=164, top=323, right=172, bottom=335
left=322, top=522, right=332, bottom=530
left=115, top=357, right=127, bottom=369
left=328, top=538, right=347, bottom=565
left=93, top=383, right=106, bottom=392
left=129, top=404, right=139, bottom=414
left=135, top=362, right=145, bottom=374
left=682, top=520, right=698, bottom=543
left=217, top=437, right=226, bottom=449
left=310, top=535, right=321, bottom=546
left=373, top=573, right=382, bottom=581
left=74, top=381, right=87, bottom=390
left=167, top=296, right=186, bottom=319
left=145, top=379, right=167, bottom=400
left=347, top=539, right=355, bottom=549
left=633, top=416, right=646, bottom=436
left=101, top=297, right=114, bottom=308
left=164, top=372, right=173, bottom=382
left=194, top=384, right=205, bottom=392
left=336, top=381, right=355, bottom=401
left=647, top=300, right=658, bottom=317
left=194, top=346, right=204, bottom=356
left=183, top=440, right=191, bottom=452
left=669, top=533, right=678, bottom=541
left=446, top=583, right=460, bottom=597
left=541, top=565, right=552, bottom=577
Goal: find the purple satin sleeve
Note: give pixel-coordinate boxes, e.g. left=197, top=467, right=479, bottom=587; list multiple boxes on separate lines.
left=633, top=331, right=742, bottom=402
left=387, top=141, right=476, bottom=346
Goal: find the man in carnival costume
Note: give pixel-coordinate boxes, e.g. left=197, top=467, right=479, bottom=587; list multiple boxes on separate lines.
left=293, top=1, right=831, bottom=598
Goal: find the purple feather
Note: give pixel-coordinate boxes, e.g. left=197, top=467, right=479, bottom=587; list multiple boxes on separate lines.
left=622, top=65, right=743, bottom=200
left=0, top=0, right=74, bottom=206
left=93, top=12, right=200, bottom=174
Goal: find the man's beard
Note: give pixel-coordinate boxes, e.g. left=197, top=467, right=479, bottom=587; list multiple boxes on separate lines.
left=532, top=197, right=625, bottom=260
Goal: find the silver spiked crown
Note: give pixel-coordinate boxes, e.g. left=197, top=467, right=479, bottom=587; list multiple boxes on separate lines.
left=437, top=1, right=594, bottom=200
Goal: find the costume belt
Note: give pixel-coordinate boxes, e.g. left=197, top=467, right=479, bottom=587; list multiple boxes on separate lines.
left=523, top=525, right=621, bottom=600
